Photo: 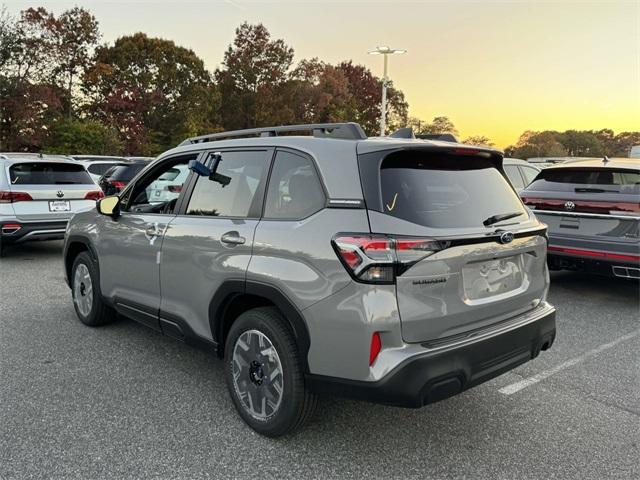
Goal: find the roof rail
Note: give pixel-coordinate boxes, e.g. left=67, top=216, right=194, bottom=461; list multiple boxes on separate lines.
left=178, top=122, right=367, bottom=146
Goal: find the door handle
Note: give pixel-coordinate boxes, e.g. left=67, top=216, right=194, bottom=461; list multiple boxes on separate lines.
left=221, top=231, right=246, bottom=245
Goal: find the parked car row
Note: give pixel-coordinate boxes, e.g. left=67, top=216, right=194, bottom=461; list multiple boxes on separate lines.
left=0, top=153, right=155, bottom=255
left=2, top=124, right=637, bottom=438
left=519, top=157, right=639, bottom=279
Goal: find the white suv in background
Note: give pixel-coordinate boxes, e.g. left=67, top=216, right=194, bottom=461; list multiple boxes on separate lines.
left=0, top=153, right=103, bottom=256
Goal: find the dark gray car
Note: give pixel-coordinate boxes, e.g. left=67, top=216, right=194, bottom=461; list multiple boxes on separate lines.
left=521, top=157, right=639, bottom=278
left=63, top=123, right=556, bottom=436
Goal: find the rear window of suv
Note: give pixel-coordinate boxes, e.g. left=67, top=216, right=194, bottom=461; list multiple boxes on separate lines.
left=9, top=162, right=93, bottom=185
left=378, top=153, right=526, bottom=228
left=105, top=164, right=146, bottom=182
left=527, top=168, right=640, bottom=194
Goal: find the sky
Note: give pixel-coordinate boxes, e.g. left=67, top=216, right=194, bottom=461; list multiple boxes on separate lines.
left=4, top=0, right=640, bottom=148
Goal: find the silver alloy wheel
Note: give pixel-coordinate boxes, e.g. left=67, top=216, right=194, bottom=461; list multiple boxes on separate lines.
left=73, top=263, right=93, bottom=318
left=231, top=329, right=284, bottom=420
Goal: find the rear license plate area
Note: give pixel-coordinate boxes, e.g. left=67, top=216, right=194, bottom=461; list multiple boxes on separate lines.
left=49, top=200, right=70, bottom=212
left=462, top=255, right=524, bottom=301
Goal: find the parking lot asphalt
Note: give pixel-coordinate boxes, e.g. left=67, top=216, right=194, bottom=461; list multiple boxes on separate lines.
left=1, top=241, right=638, bottom=480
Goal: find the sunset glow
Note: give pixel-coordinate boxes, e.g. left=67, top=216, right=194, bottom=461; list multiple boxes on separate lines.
left=5, top=0, right=639, bottom=147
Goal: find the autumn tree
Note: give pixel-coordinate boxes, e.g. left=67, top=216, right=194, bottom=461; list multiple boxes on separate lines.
left=216, top=23, right=294, bottom=130
left=288, top=59, right=354, bottom=124
left=83, top=33, right=218, bottom=155
left=50, top=7, right=100, bottom=116
left=462, top=135, right=494, bottom=147
left=506, top=131, right=567, bottom=158
left=336, top=61, right=407, bottom=135
left=0, top=7, right=64, bottom=150
left=407, top=116, right=459, bottom=137
left=43, top=118, right=122, bottom=155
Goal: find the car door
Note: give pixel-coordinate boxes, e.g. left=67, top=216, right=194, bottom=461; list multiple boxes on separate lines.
left=159, top=148, right=273, bottom=341
left=98, top=154, right=197, bottom=331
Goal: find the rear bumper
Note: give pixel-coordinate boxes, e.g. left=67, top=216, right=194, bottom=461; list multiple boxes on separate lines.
left=0, top=220, right=68, bottom=244
left=306, top=303, right=556, bottom=407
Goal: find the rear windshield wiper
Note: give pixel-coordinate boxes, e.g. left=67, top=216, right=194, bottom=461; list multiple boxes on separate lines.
left=574, top=187, right=618, bottom=193
left=483, top=211, right=524, bottom=226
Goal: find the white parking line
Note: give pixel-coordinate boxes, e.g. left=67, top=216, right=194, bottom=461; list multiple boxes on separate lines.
left=499, top=330, right=640, bottom=395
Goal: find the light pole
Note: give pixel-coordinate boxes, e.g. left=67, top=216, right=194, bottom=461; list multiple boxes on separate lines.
left=368, top=46, right=406, bottom=136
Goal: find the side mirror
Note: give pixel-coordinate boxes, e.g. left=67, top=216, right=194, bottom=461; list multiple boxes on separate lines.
left=97, top=196, right=120, bottom=218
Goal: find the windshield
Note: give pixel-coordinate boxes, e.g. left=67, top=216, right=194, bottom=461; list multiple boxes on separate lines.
left=379, top=154, right=526, bottom=228
left=9, top=162, right=93, bottom=185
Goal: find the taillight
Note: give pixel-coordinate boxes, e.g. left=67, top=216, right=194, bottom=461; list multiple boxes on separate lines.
left=333, top=235, right=444, bottom=283
left=167, top=185, right=182, bottom=193
left=84, top=190, right=104, bottom=201
left=109, top=180, right=126, bottom=190
left=0, top=191, right=33, bottom=203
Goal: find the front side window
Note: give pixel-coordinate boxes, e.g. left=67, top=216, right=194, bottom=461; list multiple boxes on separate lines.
left=127, top=157, right=193, bottom=215
left=185, top=151, right=269, bottom=217
left=263, top=151, right=325, bottom=219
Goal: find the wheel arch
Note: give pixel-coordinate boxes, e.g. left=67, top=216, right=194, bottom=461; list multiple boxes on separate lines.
left=64, top=235, right=98, bottom=287
left=210, top=280, right=311, bottom=372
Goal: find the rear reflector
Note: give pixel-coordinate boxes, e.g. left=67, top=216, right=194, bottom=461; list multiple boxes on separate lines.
left=84, top=190, right=105, bottom=201
left=0, top=191, right=33, bottom=203
left=1, top=223, right=21, bottom=234
left=369, top=332, right=382, bottom=366
left=548, top=246, right=640, bottom=263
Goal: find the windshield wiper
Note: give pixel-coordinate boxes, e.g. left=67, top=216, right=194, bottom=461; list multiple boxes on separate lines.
left=575, top=187, right=618, bottom=193
left=483, top=211, right=524, bottom=226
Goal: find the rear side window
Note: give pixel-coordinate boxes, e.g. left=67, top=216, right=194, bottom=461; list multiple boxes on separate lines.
left=521, top=166, right=539, bottom=185
left=9, top=162, right=93, bottom=185
left=264, top=151, right=325, bottom=219
left=379, top=153, right=526, bottom=228
left=87, top=163, right=117, bottom=176
left=527, top=168, right=640, bottom=194
left=110, top=164, right=145, bottom=182
left=504, top=165, right=525, bottom=190
left=185, top=151, right=269, bottom=217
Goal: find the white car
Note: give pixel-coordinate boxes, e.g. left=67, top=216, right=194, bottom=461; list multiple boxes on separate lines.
left=146, top=163, right=189, bottom=203
left=0, top=153, right=103, bottom=256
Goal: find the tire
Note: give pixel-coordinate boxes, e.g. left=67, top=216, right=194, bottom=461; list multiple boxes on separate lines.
left=224, top=307, right=317, bottom=437
left=71, top=251, right=116, bottom=326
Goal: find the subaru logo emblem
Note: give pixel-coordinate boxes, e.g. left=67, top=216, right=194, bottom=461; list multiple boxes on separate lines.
left=499, top=231, right=514, bottom=244
left=56, top=191, right=64, bottom=198
left=564, top=201, right=575, bottom=211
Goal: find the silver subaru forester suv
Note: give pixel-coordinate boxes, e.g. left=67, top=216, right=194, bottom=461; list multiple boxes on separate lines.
left=63, top=123, right=556, bottom=436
